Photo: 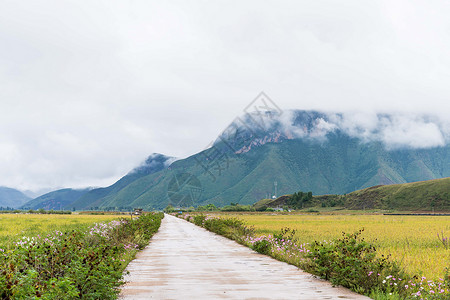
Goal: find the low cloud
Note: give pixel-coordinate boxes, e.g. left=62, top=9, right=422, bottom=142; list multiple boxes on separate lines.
left=271, top=110, right=448, bottom=150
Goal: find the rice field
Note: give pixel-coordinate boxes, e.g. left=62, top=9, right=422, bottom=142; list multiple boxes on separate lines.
left=224, top=213, right=450, bottom=280
left=0, top=213, right=124, bottom=249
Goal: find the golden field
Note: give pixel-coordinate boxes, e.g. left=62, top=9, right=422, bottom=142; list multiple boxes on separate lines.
left=224, top=213, right=450, bottom=280
left=0, top=213, right=123, bottom=249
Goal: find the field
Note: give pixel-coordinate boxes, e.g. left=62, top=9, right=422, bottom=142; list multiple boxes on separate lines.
left=222, top=213, right=450, bottom=280
left=0, top=213, right=124, bottom=249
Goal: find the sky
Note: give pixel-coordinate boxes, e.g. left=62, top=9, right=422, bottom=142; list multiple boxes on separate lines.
left=0, top=0, right=449, bottom=192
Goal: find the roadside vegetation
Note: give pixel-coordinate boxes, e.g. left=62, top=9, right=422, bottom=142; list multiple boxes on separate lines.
left=177, top=213, right=449, bottom=299
left=0, top=212, right=163, bottom=299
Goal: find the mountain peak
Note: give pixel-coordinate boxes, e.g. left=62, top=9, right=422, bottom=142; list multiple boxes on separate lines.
left=130, top=153, right=177, bottom=176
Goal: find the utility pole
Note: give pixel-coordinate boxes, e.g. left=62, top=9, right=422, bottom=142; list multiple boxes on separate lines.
left=274, top=181, right=278, bottom=199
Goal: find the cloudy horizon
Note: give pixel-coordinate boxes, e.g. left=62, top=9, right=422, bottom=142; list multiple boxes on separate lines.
left=1, top=0, right=449, bottom=192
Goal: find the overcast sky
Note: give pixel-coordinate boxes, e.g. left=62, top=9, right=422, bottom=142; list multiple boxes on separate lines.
left=1, top=0, right=449, bottom=192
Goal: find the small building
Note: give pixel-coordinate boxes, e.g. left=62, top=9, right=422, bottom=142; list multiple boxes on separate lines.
left=133, top=208, right=143, bottom=215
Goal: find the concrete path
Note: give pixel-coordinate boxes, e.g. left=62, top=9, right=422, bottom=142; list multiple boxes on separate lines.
left=120, top=214, right=370, bottom=300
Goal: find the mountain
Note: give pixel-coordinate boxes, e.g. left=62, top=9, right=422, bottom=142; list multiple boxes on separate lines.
left=256, top=177, right=450, bottom=211
left=21, top=188, right=91, bottom=210
left=0, top=187, right=31, bottom=208
left=68, top=110, right=449, bottom=210
left=69, top=153, right=176, bottom=210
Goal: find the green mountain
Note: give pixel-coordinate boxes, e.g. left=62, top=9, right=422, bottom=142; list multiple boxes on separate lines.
left=21, top=188, right=91, bottom=210
left=256, top=177, right=450, bottom=211
left=0, top=187, right=31, bottom=209
left=64, top=110, right=450, bottom=210
left=71, top=136, right=448, bottom=210
left=20, top=153, right=175, bottom=210
left=64, top=153, right=175, bottom=210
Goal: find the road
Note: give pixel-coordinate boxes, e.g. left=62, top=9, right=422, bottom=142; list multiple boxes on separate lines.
left=120, top=214, right=370, bottom=299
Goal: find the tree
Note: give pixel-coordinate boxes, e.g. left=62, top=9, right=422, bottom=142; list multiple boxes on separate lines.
left=164, top=205, right=175, bottom=213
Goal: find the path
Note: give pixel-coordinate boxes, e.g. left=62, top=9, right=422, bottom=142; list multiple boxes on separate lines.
left=120, top=214, right=370, bottom=299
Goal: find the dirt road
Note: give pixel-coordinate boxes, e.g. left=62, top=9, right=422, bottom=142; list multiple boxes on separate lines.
left=120, top=214, right=369, bottom=299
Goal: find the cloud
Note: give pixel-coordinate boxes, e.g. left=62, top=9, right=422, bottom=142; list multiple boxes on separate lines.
left=0, top=0, right=449, bottom=191
left=257, top=109, right=448, bottom=149
left=378, top=114, right=446, bottom=149
left=328, top=112, right=448, bottom=149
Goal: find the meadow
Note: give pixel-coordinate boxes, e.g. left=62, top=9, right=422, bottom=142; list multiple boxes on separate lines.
left=0, top=213, right=124, bottom=249
left=219, top=213, right=450, bottom=281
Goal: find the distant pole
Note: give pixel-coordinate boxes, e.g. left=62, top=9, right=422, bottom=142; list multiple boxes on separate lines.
left=274, top=181, right=278, bottom=198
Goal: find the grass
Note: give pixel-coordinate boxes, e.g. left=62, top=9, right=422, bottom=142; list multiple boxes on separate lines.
left=0, top=213, right=124, bottom=249
left=221, top=213, right=450, bottom=281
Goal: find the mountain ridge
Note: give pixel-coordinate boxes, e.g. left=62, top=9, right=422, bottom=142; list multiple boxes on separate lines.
left=0, top=187, right=31, bottom=208
left=19, top=109, right=449, bottom=210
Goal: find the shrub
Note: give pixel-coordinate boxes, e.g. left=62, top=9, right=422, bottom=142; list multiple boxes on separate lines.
left=304, top=229, right=407, bottom=295
left=193, top=215, right=206, bottom=226
left=252, top=239, right=271, bottom=255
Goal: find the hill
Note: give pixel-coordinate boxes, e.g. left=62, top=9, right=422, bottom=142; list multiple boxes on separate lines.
left=255, top=177, right=450, bottom=211
left=343, top=177, right=450, bottom=211
left=0, top=187, right=31, bottom=209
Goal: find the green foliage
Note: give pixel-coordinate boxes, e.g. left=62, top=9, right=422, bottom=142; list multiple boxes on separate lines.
left=220, top=204, right=254, bottom=212
left=0, top=212, right=163, bottom=299
left=193, top=215, right=206, bottom=226
left=164, top=205, right=175, bottom=213
left=273, top=227, right=296, bottom=242
left=252, top=240, right=271, bottom=255
left=286, top=191, right=313, bottom=209
left=196, top=203, right=218, bottom=211
left=304, top=229, right=407, bottom=295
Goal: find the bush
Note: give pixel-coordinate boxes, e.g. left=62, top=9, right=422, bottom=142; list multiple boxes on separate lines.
left=252, top=239, right=271, bottom=255
left=304, top=229, right=407, bottom=295
left=193, top=215, right=206, bottom=226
